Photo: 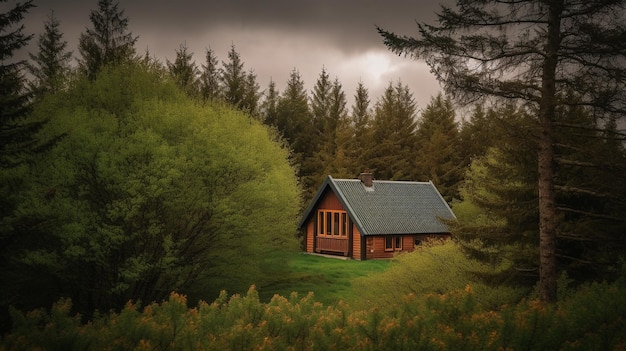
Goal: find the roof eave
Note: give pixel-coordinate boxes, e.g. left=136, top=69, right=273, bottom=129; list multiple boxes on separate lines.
left=297, top=175, right=334, bottom=229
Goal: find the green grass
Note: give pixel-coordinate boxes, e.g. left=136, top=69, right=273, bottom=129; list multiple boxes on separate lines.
left=258, top=252, right=390, bottom=305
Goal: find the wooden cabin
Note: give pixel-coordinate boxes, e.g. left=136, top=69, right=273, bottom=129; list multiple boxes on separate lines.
left=298, top=171, right=456, bottom=260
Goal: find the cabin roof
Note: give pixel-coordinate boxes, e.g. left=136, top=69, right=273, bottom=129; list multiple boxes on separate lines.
left=298, top=175, right=456, bottom=235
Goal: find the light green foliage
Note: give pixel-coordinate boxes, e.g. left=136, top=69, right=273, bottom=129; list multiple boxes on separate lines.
left=3, top=280, right=625, bottom=350
left=353, top=241, right=527, bottom=310
left=453, top=146, right=539, bottom=285
left=12, top=63, right=300, bottom=314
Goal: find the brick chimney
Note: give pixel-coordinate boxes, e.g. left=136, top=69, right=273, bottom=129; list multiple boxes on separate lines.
left=358, top=169, right=374, bottom=187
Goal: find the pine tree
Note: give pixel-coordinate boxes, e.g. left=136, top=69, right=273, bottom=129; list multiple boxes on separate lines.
left=552, top=103, right=626, bottom=281
left=27, top=11, right=72, bottom=98
left=306, top=68, right=333, bottom=183
left=139, top=48, right=163, bottom=72
left=414, top=94, right=463, bottom=202
left=241, top=69, right=261, bottom=118
left=200, top=47, right=221, bottom=102
left=455, top=102, right=626, bottom=287
left=352, top=81, right=371, bottom=138
left=453, top=105, right=540, bottom=284
left=325, top=78, right=352, bottom=178
left=366, top=81, right=417, bottom=180
left=329, top=78, right=348, bottom=141
left=345, top=81, right=372, bottom=173
left=378, top=0, right=626, bottom=302
left=260, top=79, right=279, bottom=126
left=0, top=0, right=35, bottom=167
left=314, top=77, right=350, bottom=182
left=310, top=67, right=332, bottom=141
left=78, top=0, right=137, bottom=80
left=220, top=44, right=246, bottom=109
left=167, top=43, right=199, bottom=97
left=274, top=69, right=311, bottom=153
left=454, top=145, right=539, bottom=284
left=274, top=69, right=314, bottom=196
left=460, top=105, right=493, bottom=162
left=0, top=0, right=35, bottom=329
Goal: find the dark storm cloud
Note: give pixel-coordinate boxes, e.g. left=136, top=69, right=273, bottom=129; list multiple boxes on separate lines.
left=22, top=0, right=448, bottom=107
left=122, top=1, right=441, bottom=53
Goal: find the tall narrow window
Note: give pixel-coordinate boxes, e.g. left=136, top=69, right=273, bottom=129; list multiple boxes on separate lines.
left=318, top=212, right=325, bottom=235
left=341, top=213, right=348, bottom=236
left=333, top=212, right=340, bottom=235
left=326, top=212, right=332, bottom=235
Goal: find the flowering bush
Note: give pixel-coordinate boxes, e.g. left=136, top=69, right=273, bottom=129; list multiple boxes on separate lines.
left=2, top=281, right=625, bottom=350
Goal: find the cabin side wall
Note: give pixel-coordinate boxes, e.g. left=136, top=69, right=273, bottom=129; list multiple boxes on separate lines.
left=363, top=234, right=450, bottom=259
left=352, top=226, right=362, bottom=260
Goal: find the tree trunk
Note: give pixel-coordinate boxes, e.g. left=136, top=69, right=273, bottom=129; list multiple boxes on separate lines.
left=537, top=0, right=563, bottom=303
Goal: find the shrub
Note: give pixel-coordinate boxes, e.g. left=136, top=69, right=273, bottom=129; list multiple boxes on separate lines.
left=2, top=281, right=625, bottom=350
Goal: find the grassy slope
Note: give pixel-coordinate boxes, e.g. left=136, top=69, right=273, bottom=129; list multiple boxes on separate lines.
left=258, top=252, right=390, bottom=305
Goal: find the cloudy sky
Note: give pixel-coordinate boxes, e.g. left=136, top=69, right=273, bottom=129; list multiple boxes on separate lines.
left=22, top=0, right=449, bottom=110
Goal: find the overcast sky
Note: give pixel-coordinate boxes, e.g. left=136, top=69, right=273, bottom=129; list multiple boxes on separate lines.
left=21, top=0, right=449, bottom=111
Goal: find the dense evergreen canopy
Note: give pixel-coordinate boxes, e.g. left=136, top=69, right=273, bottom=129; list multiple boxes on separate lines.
left=379, top=0, right=626, bottom=302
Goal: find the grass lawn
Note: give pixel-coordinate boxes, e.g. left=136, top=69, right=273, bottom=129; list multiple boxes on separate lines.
left=258, top=252, right=390, bottom=305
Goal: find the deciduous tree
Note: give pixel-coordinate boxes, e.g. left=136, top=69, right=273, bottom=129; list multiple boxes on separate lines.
left=6, top=63, right=300, bottom=316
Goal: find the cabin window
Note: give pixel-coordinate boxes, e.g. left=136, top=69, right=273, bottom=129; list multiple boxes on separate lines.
left=317, top=210, right=348, bottom=237
left=326, top=212, right=332, bottom=235
left=385, top=236, right=403, bottom=251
